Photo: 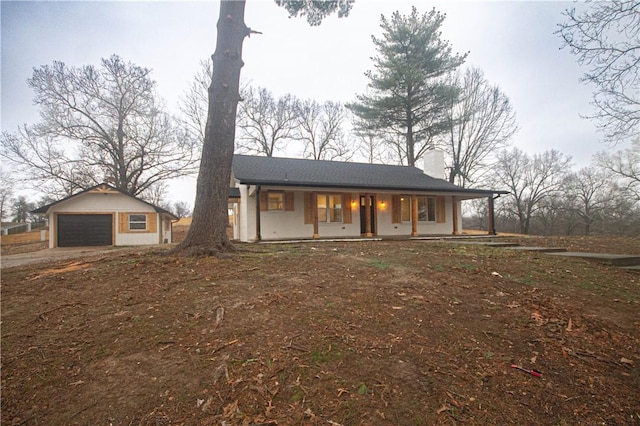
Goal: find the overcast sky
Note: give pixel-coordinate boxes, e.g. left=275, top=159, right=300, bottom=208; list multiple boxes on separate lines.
left=1, top=0, right=607, bottom=204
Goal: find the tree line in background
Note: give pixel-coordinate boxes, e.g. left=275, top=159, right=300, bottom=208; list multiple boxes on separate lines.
left=1, top=2, right=638, bottom=239
left=466, top=142, right=640, bottom=236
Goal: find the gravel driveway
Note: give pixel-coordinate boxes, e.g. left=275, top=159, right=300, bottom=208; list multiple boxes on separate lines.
left=1, top=246, right=160, bottom=269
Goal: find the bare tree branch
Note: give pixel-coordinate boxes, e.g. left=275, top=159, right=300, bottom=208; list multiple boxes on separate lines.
left=596, top=138, right=640, bottom=200
left=236, top=87, right=298, bottom=157
left=293, top=99, right=353, bottom=161
left=558, top=0, right=640, bottom=143
left=494, top=148, right=572, bottom=234
left=0, top=55, right=199, bottom=201
left=440, top=67, right=518, bottom=187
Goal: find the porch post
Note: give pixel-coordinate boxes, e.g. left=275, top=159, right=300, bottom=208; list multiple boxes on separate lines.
left=451, top=196, right=459, bottom=235
left=488, top=195, right=496, bottom=235
left=362, top=193, right=371, bottom=237
left=411, top=195, right=418, bottom=237
left=312, top=191, right=320, bottom=239
left=255, top=186, right=262, bottom=241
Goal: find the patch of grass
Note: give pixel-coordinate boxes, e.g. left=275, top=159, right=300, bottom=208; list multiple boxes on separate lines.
left=451, top=246, right=469, bottom=254
left=291, top=387, right=305, bottom=403
left=575, top=280, right=601, bottom=291
left=367, top=258, right=389, bottom=269
left=357, top=383, right=369, bottom=395
left=311, top=343, right=343, bottom=364
left=276, top=245, right=304, bottom=257
left=459, top=263, right=477, bottom=271
left=505, top=273, right=538, bottom=286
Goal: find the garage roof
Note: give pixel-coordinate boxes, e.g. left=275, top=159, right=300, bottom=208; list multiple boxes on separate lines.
left=32, top=183, right=178, bottom=219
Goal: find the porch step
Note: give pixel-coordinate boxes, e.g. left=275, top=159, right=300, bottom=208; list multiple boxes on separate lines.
left=547, top=252, right=640, bottom=267
left=506, top=246, right=567, bottom=253
left=442, top=241, right=521, bottom=248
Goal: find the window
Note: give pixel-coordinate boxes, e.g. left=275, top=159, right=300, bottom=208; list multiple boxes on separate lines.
left=417, top=196, right=437, bottom=222
left=400, top=196, right=411, bottom=222
left=129, top=214, right=147, bottom=230
left=392, top=195, right=444, bottom=224
left=396, top=196, right=438, bottom=222
left=317, top=194, right=343, bottom=223
left=260, top=191, right=294, bottom=212
left=268, top=192, right=284, bottom=211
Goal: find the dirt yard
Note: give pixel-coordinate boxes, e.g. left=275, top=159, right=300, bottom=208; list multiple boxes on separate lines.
left=2, top=234, right=639, bottom=425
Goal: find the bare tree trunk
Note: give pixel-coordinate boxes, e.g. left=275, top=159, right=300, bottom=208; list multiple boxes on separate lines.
left=175, top=0, right=249, bottom=255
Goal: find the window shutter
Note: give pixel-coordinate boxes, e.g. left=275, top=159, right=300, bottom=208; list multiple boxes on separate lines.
left=119, top=212, right=128, bottom=233
left=147, top=213, right=157, bottom=233
left=343, top=193, right=352, bottom=223
left=260, top=190, right=268, bottom=212
left=285, top=191, right=295, bottom=211
left=391, top=195, right=402, bottom=224
left=304, top=192, right=313, bottom=224
left=436, top=196, right=446, bottom=223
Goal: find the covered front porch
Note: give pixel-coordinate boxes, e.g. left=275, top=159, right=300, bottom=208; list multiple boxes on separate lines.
left=232, top=186, right=501, bottom=243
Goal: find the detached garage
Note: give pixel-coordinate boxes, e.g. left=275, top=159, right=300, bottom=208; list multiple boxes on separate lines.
left=57, top=214, right=113, bottom=247
left=32, top=184, right=178, bottom=248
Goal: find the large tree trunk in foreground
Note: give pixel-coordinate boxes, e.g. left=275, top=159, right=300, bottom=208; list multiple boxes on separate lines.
left=175, top=0, right=249, bottom=255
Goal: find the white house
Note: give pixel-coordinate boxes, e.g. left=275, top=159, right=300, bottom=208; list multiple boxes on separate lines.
left=32, top=184, right=177, bottom=248
left=229, top=154, right=507, bottom=242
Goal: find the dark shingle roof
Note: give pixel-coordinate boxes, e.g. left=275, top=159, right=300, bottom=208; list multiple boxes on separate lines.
left=232, top=155, right=506, bottom=196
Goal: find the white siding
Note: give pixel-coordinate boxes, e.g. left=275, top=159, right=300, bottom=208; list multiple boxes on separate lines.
left=115, top=222, right=160, bottom=246
left=240, top=188, right=317, bottom=241
left=236, top=185, right=458, bottom=242
left=259, top=191, right=314, bottom=240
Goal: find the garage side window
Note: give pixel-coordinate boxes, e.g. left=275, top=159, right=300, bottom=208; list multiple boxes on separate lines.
left=129, top=214, right=147, bottom=230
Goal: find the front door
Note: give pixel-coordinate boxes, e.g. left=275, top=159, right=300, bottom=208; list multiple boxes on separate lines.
left=359, top=195, right=376, bottom=235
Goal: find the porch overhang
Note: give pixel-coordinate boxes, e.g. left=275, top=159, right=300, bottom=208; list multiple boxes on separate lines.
left=235, top=180, right=508, bottom=200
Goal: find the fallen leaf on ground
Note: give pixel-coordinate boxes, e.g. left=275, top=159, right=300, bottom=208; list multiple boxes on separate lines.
left=223, top=400, right=238, bottom=418
left=531, top=312, right=544, bottom=326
